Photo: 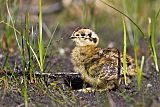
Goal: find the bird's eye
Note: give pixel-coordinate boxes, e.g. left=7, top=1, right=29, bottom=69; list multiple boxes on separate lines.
left=88, top=32, right=92, bottom=37
left=81, top=33, right=85, bottom=36
left=76, top=34, right=79, bottom=36
left=92, top=38, right=97, bottom=43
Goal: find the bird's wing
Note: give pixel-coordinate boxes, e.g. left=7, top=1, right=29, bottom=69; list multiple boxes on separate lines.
left=83, top=48, right=120, bottom=80
left=101, top=48, right=136, bottom=76
left=98, top=48, right=120, bottom=81
left=84, top=48, right=135, bottom=81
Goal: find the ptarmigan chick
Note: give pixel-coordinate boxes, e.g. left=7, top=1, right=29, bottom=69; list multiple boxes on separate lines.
left=70, top=28, right=135, bottom=89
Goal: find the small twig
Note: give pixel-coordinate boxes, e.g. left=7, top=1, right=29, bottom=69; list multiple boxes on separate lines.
left=34, top=71, right=81, bottom=79
left=0, top=69, right=81, bottom=79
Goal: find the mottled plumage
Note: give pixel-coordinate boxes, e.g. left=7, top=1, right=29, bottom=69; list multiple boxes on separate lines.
left=70, top=28, right=135, bottom=89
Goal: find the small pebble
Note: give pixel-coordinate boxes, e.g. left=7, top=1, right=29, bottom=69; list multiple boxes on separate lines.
left=147, top=83, right=152, bottom=88
left=59, top=48, right=65, bottom=56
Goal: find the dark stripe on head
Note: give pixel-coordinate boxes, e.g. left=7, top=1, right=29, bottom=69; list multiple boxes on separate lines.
left=81, top=33, right=85, bottom=36
left=88, top=32, right=92, bottom=37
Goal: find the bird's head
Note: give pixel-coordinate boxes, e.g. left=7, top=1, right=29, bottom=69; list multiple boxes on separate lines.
left=70, top=28, right=99, bottom=47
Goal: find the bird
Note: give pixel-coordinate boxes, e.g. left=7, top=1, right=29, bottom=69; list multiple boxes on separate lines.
left=70, top=27, right=136, bottom=90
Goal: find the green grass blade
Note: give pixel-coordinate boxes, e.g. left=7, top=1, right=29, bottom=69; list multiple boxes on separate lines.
left=156, top=8, right=160, bottom=18
left=148, top=11, right=159, bottom=72
left=122, top=16, right=127, bottom=85
left=133, top=30, right=141, bottom=90
left=138, top=56, right=144, bottom=90
left=39, top=0, right=43, bottom=72
left=28, top=42, right=41, bottom=69
left=152, top=11, right=159, bottom=72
